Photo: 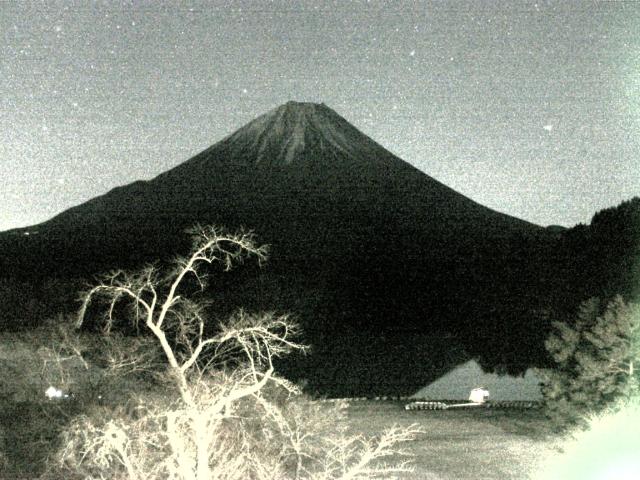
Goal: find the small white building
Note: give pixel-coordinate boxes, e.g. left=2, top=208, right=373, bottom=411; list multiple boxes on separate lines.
left=468, top=387, right=489, bottom=403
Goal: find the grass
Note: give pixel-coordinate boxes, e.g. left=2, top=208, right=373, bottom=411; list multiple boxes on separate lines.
left=0, top=399, right=82, bottom=478
left=1, top=398, right=559, bottom=479
left=344, top=400, right=558, bottom=480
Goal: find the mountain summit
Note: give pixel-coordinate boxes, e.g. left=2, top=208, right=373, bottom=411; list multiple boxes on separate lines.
left=0, top=102, right=554, bottom=395
left=219, top=101, right=383, bottom=166
left=156, top=100, right=404, bottom=178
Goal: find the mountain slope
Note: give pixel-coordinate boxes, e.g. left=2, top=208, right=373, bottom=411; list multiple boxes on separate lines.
left=0, top=102, right=557, bottom=395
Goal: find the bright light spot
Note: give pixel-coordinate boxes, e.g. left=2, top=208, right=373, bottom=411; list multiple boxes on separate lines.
left=599, top=458, right=640, bottom=479
left=409, top=50, right=416, bottom=56
left=45, top=386, right=64, bottom=399
left=535, top=401, right=640, bottom=479
left=543, top=124, right=554, bottom=132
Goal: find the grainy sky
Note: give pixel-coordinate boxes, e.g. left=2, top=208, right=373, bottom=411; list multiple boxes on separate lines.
left=2, top=0, right=639, bottom=231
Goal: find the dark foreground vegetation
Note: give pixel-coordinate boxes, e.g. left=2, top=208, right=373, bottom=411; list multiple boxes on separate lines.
left=0, top=197, right=638, bottom=398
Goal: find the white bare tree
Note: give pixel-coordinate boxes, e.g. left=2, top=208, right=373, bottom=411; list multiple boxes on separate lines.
left=47, top=225, right=421, bottom=480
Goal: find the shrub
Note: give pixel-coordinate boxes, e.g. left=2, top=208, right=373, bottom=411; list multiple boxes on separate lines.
left=539, top=295, right=640, bottom=428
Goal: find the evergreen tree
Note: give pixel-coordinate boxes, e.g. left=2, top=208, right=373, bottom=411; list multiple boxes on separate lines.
left=540, top=295, right=640, bottom=428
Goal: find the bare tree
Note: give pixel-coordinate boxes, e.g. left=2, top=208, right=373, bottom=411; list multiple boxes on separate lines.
left=48, top=225, right=421, bottom=480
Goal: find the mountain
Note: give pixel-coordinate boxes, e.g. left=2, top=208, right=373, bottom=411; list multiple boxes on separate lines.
left=0, top=102, right=563, bottom=395
left=12, top=101, right=539, bottom=271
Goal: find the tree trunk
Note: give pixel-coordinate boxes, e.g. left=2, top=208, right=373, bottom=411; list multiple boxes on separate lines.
left=194, top=417, right=211, bottom=480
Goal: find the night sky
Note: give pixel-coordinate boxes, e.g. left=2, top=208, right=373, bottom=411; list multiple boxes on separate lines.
left=2, top=0, right=639, bottom=231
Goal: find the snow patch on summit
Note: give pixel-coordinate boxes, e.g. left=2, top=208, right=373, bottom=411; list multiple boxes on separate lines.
left=224, top=102, right=368, bottom=166
left=281, top=115, right=308, bottom=164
